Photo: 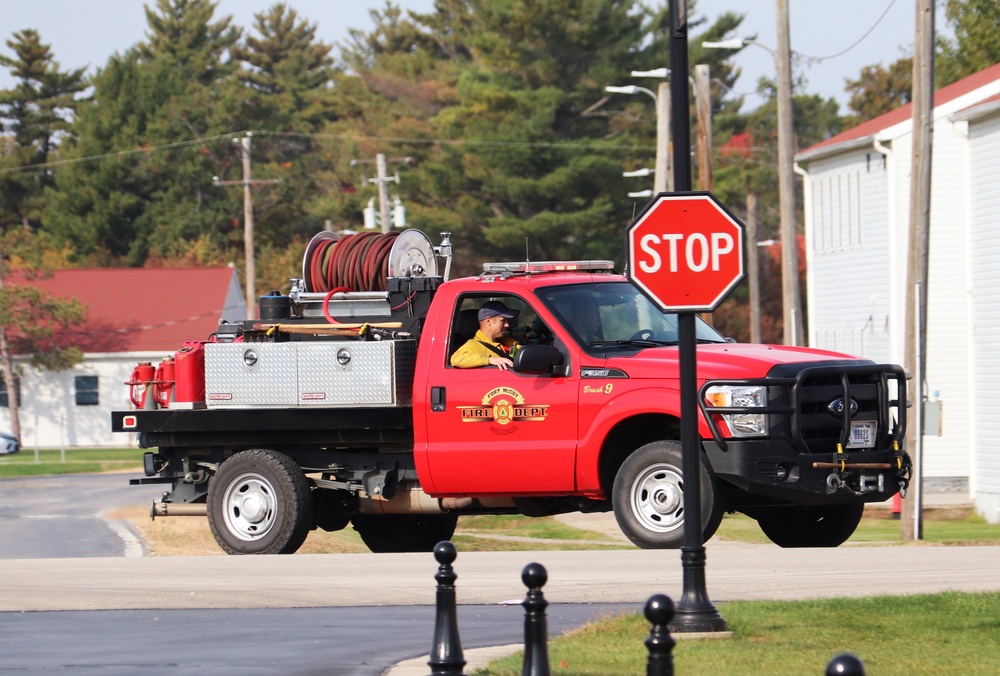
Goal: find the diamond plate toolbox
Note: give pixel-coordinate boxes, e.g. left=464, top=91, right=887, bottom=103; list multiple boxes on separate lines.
left=204, top=340, right=417, bottom=408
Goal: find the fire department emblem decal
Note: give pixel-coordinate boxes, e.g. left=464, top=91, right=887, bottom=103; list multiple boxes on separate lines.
left=458, top=386, right=549, bottom=427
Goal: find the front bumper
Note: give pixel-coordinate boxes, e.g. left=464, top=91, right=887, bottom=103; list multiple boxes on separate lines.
left=703, top=438, right=911, bottom=506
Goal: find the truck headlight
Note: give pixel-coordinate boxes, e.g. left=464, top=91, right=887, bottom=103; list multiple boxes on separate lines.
left=704, top=385, right=768, bottom=438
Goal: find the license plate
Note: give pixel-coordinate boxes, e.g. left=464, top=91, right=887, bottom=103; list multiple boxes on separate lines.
left=847, top=421, right=876, bottom=448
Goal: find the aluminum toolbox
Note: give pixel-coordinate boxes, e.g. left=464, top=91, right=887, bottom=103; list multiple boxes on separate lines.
left=204, top=340, right=416, bottom=408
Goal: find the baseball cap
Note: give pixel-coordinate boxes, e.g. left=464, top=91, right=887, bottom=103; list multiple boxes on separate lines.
left=478, top=300, right=519, bottom=322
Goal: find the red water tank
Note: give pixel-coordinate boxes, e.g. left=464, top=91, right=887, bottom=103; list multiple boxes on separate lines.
left=127, top=361, right=156, bottom=409
left=174, top=341, right=206, bottom=404
left=154, top=357, right=176, bottom=408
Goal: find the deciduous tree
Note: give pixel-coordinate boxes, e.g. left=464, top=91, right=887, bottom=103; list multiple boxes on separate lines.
left=0, top=228, right=86, bottom=444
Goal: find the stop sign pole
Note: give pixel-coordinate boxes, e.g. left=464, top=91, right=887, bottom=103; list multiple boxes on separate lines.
left=628, top=0, right=737, bottom=633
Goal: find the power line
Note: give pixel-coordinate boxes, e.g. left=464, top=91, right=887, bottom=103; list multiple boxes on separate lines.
left=0, top=130, right=660, bottom=175
left=798, top=0, right=899, bottom=63
left=0, top=131, right=242, bottom=175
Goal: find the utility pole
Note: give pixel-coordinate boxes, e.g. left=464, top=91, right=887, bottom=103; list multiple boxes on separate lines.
left=776, top=0, right=803, bottom=346
left=694, top=64, right=713, bottom=192
left=902, top=0, right=935, bottom=542
left=375, top=153, right=390, bottom=234
left=352, top=154, right=412, bottom=233
left=747, top=194, right=762, bottom=344
left=213, top=132, right=279, bottom=320
left=656, top=81, right=672, bottom=192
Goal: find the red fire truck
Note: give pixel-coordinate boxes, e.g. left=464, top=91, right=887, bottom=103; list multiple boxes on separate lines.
left=114, top=230, right=910, bottom=554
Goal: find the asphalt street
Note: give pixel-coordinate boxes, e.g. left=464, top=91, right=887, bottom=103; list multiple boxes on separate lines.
left=0, top=603, right=634, bottom=675
left=0, top=474, right=162, bottom=558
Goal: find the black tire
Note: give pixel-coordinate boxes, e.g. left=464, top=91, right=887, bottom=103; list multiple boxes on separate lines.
left=757, top=503, right=864, bottom=548
left=351, top=513, right=459, bottom=553
left=207, top=449, right=313, bottom=555
left=612, top=440, right=724, bottom=549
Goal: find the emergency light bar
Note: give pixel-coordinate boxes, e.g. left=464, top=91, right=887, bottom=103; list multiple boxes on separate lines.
left=482, top=260, right=615, bottom=275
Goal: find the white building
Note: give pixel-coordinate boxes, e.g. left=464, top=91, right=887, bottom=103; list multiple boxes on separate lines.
left=795, top=62, right=1000, bottom=523
left=1, top=267, right=246, bottom=448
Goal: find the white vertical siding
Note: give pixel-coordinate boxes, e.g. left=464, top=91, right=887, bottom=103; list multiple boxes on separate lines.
left=919, top=116, right=974, bottom=479
left=804, top=111, right=983, bottom=482
left=968, top=113, right=1000, bottom=516
left=0, top=355, right=150, bottom=448
left=806, top=151, right=894, bottom=362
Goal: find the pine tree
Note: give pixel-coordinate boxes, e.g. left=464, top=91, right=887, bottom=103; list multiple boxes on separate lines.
left=0, top=29, right=86, bottom=231
left=43, top=0, right=242, bottom=266
left=226, top=3, right=340, bottom=270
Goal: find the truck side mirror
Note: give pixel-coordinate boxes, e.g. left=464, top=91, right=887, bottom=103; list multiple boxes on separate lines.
left=513, top=345, right=564, bottom=375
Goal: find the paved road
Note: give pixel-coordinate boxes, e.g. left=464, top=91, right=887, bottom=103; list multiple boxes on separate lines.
left=0, top=474, right=162, bottom=558
left=0, top=603, right=632, bottom=675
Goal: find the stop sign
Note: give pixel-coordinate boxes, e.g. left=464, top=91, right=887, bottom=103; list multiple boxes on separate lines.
left=626, top=192, right=745, bottom=312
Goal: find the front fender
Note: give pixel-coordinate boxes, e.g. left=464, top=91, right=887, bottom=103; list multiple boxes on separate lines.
left=575, top=385, right=715, bottom=492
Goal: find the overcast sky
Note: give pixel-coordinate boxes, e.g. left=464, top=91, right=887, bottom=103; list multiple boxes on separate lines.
left=1, top=0, right=947, bottom=113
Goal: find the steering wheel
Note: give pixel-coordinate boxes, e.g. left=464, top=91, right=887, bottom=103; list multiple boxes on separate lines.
left=629, top=329, right=656, bottom=341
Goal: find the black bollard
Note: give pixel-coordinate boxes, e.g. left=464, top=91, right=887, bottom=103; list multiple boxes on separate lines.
left=428, top=541, right=466, bottom=676
left=520, top=562, right=551, bottom=676
left=825, top=653, right=866, bottom=676
left=644, top=594, right=676, bottom=676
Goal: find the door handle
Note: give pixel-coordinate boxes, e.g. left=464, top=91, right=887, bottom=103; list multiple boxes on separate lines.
left=431, top=386, right=446, bottom=412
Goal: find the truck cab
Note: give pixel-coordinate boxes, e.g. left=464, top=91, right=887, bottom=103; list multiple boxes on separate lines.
left=414, top=260, right=909, bottom=549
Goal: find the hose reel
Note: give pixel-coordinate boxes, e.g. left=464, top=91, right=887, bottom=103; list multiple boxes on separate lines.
left=301, top=229, right=439, bottom=293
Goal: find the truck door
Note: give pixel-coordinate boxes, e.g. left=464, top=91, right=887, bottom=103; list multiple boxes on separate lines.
left=423, top=293, right=578, bottom=496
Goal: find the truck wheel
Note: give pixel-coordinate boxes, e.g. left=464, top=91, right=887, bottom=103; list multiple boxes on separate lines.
left=612, top=441, right=723, bottom=549
left=207, top=449, right=313, bottom=555
left=757, top=504, right=864, bottom=548
left=351, top=514, right=458, bottom=553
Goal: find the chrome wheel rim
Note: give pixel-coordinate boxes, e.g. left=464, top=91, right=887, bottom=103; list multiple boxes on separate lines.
left=222, top=472, right=277, bottom=541
left=629, top=463, right=684, bottom=534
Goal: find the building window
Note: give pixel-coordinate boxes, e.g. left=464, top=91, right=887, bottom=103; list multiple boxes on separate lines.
left=0, top=376, right=20, bottom=408
left=75, top=375, right=99, bottom=406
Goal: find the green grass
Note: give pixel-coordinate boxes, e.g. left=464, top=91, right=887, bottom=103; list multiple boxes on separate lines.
left=453, top=514, right=625, bottom=551
left=0, top=447, right=142, bottom=477
left=715, top=507, right=1000, bottom=546
left=474, top=591, right=1000, bottom=675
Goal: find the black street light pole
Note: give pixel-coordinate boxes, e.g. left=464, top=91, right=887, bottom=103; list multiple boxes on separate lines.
left=668, top=0, right=728, bottom=633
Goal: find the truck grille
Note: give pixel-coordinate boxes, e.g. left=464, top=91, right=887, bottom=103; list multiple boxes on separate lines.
left=790, top=365, right=904, bottom=454
left=700, top=361, right=907, bottom=454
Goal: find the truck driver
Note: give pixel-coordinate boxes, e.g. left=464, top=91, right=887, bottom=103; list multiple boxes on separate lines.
left=450, top=300, right=522, bottom=371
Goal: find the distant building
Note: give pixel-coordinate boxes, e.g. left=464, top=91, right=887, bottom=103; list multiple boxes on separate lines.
left=0, top=267, right=246, bottom=447
left=796, top=62, right=1000, bottom=523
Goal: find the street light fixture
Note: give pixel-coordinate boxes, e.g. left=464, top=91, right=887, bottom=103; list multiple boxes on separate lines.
left=605, top=81, right=671, bottom=192
left=622, top=168, right=652, bottom=178
left=627, top=189, right=653, bottom=198
left=703, top=32, right=803, bottom=346
left=631, top=68, right=670, bottom=79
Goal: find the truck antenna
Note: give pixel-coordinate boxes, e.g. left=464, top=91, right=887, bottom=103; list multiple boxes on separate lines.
left=525, top=237, right=530, bottom=268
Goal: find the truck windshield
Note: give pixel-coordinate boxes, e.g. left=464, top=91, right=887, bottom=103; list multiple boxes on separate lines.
left=537, top=281, right=728, bottom=351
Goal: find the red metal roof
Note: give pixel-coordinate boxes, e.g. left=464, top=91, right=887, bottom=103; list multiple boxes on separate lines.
left=799, top=61, right=1000, bottom=158
left=4, top=267, right=243, bottom=354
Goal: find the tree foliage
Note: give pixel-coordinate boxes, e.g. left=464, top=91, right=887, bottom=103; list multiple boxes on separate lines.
left=5, top=0, right=990, bottom=345
left=844, top=57, right=913, bottom=125
left=937, top=0, right=1000, bottom=86
left=0, top=29, right=86, bottom=232
left=0, top=227, right=88, bottom=442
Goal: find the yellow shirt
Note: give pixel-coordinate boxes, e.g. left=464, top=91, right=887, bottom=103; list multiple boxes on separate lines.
left=450, top=329, right=521, bottom=368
